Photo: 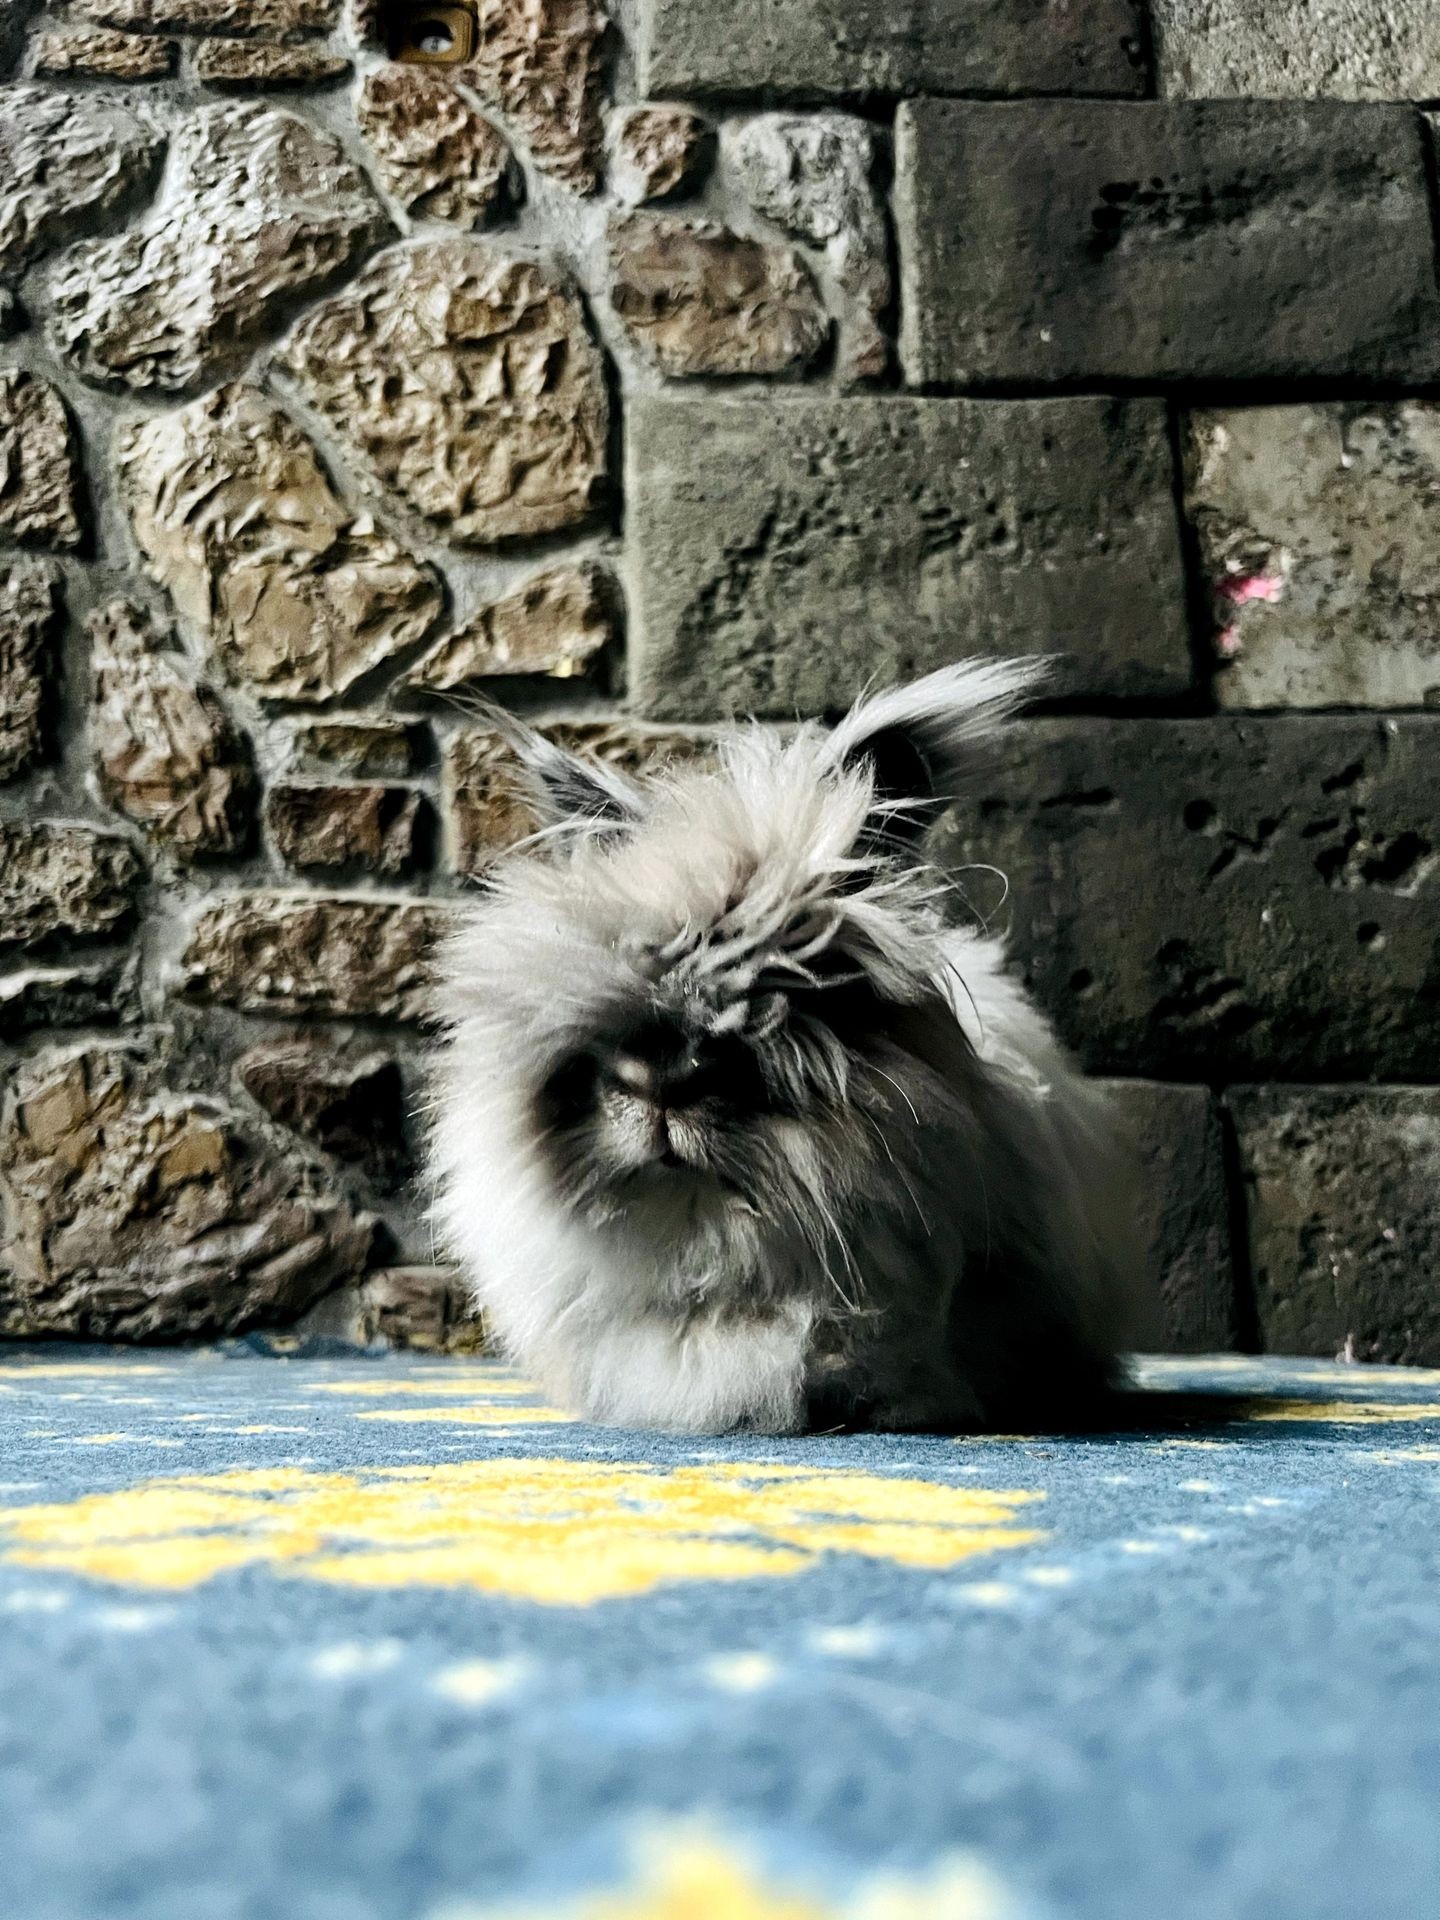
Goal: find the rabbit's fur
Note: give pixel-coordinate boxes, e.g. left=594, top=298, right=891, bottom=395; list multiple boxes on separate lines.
left=430, top=661, right=1149, bottom=1433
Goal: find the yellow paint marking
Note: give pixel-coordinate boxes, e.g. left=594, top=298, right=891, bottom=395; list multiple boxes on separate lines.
left=1239, top=1400, right=1440, bottom=1425
left=307, top=1378, right=535, bottom=1399
left=355, top=1406, right=573, bottom=1427
left=0, top=1364, right=166, bottom=1378
left=0, top=1460, right=1044, bottom=1603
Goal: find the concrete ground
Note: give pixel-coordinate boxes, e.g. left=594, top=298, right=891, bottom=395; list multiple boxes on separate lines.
left=1, top=1347, right=1437, bottom=1920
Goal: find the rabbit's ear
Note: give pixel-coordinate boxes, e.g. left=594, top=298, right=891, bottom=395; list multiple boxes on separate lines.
left=827, top=658, right=1049, bottom=846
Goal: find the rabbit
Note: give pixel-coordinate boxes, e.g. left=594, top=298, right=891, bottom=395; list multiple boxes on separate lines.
left=429, top=659, right=1150, bottom=1434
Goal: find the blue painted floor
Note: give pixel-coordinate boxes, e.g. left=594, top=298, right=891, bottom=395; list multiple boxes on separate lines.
left=1, top=1347, right=1437, bottom=1920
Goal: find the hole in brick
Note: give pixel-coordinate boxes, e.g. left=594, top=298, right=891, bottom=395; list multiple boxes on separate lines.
left=1183, top=799, right=1217, bottom=833
left=1357, top=922, right=1385, bottom=950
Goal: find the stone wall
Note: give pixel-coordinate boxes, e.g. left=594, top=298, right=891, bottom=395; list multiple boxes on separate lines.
left=1, top=0, right=1437, bottom=1361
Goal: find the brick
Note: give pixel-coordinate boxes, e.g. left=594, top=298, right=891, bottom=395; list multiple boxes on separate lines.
left=898, top=100, right=1440, bottom=385
left=1184, top=403, right=1440, bottom=709
left=1103, top=1079, right=1237, bottom=1354
left=1152, top=0, right=1440, bottom=101
left=934, top=716, right=1440, bottom=1081
left=1229, top=1086, right=1440, bottom=1366
left=639, top=0, right=1147, bottom=101
left=627, top=396, right=1189, bottom=719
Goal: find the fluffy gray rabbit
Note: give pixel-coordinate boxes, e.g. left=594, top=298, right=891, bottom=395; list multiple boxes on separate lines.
left=430, top=661, right=1148, bottom=1434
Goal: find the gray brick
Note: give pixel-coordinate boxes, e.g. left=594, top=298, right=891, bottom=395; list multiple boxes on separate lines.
left=1229, top=1086, right=1440, bottom=1366
left=898, top=100, right=1440, bottom=385
left=638, top=0, right=1146, bottom=103
left=626, top=395, right=1189, bottom=720
left=934, top=716, right=1440, bottom=1081
left=1184, top=403, right=1440, bottom=709
left=1152, top=0, right=1440, bottom=101
left=1103, top=1079, right=1237, bottom=1354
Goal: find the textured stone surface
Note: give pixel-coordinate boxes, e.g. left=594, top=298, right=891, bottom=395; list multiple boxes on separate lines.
left=1185, top=404, right=1440, bottom=709
left=119, top=384, right=442, bottom=704
left=279, top=239, right=608, bottom=545
left=461, top=0, right=608, bottom=193
left=296, top=1265, right=487, bottom=1352
left=30, top=25, right=177, bottom=77
left=640, top=0, right=1147, bottom=99
left=898, top=100, right=1440, bottom=385
left=181, top=893, right=453, bottom=1020
left=444, top=719, right=703, bottom=875
left=0, top=85, right=162, bottom=278
left=0, top=957, right=140, bottom=1040
left=609, top=215, right=829, bottom=377
left=357, top=66, right=514, bottom=226
left=89, top=599, right=253, bottom=861
left=45, top=104, right=386, bottom=392
left=238, top=1037, right=411, bottom=1184
left=266, top=781, right=428, bottom=876
left=0, top=821, right=142, bottom=949
left=612, top=104, right=710, bottom=205
left=405, top=562, right=614, bottom=691
left=0, top=558, right=59, bottom=781
left=628, top=396, right=1189, bottom=718
left=1231, top=1086, right=1440, bottom=1366
left=727, top=113, right=890, bottom=383
left=192, top=40, right=350, bottom=85
left=1152, top=0, right=1440, bottom=100
left=0, top=1044, right=372, bottom=1341
left=0, top=368, right=82, bottom=549
left=289, top=717, right=422, bottom=779
left=60, top=0, right=338, bottom=29
left=935, top=716, right=1440, bottom=1081
left=1104, top=1079, right=1236, bottom=1353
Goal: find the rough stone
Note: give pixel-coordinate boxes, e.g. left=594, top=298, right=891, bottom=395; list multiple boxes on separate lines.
left=639, top=0, right=1147, bottom=99
left=193, top=40, right=351, bottom=85
left=278, top=239, right=608, bottom=545
left=30, top=25, right=177, bottom=77
left=89, top=599, right=253, bottom=862
left=0, top=558, right=59, bottom=781
left=118, top=384, right=443, bottom=704
left=266, top=781, right=428, bottom=876
left=45, top=103, right=387, bottom=392
left=0, top=956, right=140, bottom=1040
left=897, top=100, right=1440, bottom=385
left=181, top=892, right=453, bottom=1020
left=727, top=113, right=890, bottom=383
left=289, top=716, right=423, bottom=779
left=609, top=214, right=829, bottom=378
left=0, top=820, right=142, bottom=950
left=296, top=1266, right=488, bottom=1353
left=1184, top=403, right=1440, bottom=709
left=444, top=718, right=703, bottom=875
left=0, top=85, right=162, bottom=278
left=404, top=562, right=614, bottom=691
left=933, top=715, right=1440, bottom=1082
left=1103, top=1079, right=1237, bottom=1353
left=357, top=66, right=515, bottom=226
left=1152, top=0, right=1440, bottom=100
left=0, top=1044, right=373, bottom=1342
left=628, top=395, right=1189, bottom=718
left=461, top=0, right=608, bottom=193
left=612, top=104, right=710, bottom=205
left=1230, top=1086, right=1440, bottom=1366
left=58, top=0, right=339, bottom=30
left=0, top=368, right=82, bottom=550
left=237, top=1037, right=411, bottom=1184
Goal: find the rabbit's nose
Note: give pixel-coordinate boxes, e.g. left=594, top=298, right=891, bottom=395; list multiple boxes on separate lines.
left=608, top=1044, right=708, bottom=1110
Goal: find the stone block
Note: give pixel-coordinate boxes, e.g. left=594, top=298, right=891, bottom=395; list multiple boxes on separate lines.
left=612, top=105, right=711, bottom=205
left=627, top=395, right=1189, bottom=718
left=1184, top=403, right=1440, bottom=708
left=0, top=820, right=142, bottom=950
left=30, top=26, right=177, bottom=78
left=1103, top=1078, right=1237, bottom=1353
left=897, top=100, right=1440, bottom=385
left=1152, top=0, right=1440, bottom=100
left=934, top=716, right=1440, bottom=1081
left=0, top=957, right=140, bottom=1040
left=0, top=84, right=162, bottom=278
left=192, top=40, right=350, bottom=85
left=0, top=368, right=82, bottom=550
left=181, top=892, right=453, bottom=1020
left=238, top=1038, right=411, bottom=1184
left=0, top=558, right=59, bottom=781
left=1229, top=1085, right=1440, bottom=1366
left=403, top=562, right=615, bottom=693
left=295, top=1266, right=488, bottom=1353
left=266, top=781, right=429, bottom=876
left=59, top=0, right=338, bottom=30
left=288, top=717, right=425, bottom=780
left=356, top=66, right=514, bottom=224
left=639, top=0, right=1146, bottom=101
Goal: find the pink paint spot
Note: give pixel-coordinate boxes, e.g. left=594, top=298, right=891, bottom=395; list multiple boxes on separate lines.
left=1216, top=571, right=1284, bottom=607
left=1215, top=625, right=1243, bottom=660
